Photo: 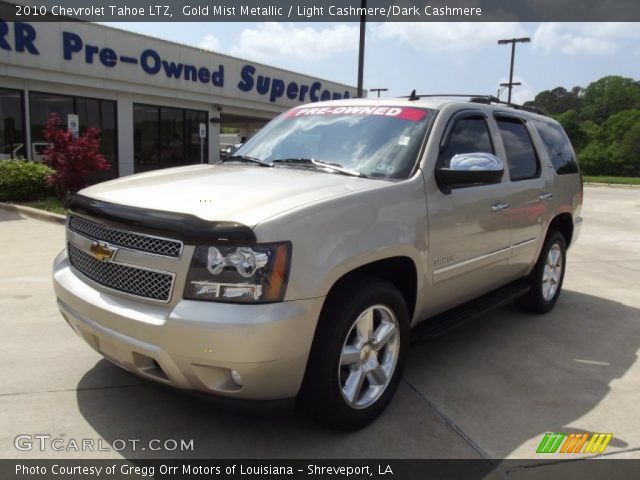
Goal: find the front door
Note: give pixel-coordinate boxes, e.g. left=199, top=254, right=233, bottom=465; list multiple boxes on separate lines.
left=425, top=112, right=513, bottom=314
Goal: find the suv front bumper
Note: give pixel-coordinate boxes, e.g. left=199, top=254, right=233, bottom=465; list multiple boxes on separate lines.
left=53, top=250, right=323, bottom=400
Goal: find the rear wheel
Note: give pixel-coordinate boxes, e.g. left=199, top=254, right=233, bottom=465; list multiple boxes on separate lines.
left=299, top=277, right=409, bottom=430
left=516, top=231, right=567, bottom=314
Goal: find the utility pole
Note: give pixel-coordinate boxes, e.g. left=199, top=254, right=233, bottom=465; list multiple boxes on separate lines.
left=370, top=88, right=388, bottom=98
left=497, top=37, right=530, bottom=103
left=498, top=82, right=520, bottom=100
left=357, top=0, right=367, bottom=98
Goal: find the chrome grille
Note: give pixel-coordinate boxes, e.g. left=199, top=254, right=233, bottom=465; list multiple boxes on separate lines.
left=67, top=243, right=174, bottom=302
left=68, top=215, right=182, bottom=258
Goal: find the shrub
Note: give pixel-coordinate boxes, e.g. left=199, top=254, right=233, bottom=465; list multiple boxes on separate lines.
left=42, top=112, right=111, bottom=198
left=0, top=160, right=54, bottom=202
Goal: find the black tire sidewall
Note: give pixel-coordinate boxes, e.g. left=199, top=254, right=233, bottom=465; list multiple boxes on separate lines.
left=527, top=231, right=567, bottom=313
left=300, top=277, right=410, bottom=430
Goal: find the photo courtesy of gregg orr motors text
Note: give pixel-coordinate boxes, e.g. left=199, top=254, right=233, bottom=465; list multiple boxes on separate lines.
left=14, top=434, right=194, bottom=452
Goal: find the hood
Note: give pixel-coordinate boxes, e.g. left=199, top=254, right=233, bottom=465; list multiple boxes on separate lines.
left=79, top=164, right=384, bottom=227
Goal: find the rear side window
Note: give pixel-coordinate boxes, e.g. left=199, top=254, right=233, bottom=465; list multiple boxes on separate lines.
left=438, top=116, right=494, bottom=168
left=533, top=120, right=579, bottom=174
left=496, top=117, right=539, bottom=181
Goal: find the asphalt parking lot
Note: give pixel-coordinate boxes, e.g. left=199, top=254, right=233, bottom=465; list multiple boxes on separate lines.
left=1, top=186, right=638, bottom=473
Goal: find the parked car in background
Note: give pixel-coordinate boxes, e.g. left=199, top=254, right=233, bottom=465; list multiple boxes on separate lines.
left=0, top=143, right=25, bottom=160
left=0, top=142, right=52, bottom=162
left=31, top=142, right=50, bottom=162
left=219, top=143, right=234, bottom=160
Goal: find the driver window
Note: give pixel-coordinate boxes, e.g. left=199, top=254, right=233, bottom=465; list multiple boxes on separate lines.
left=438, top=116, right=494, bottom=168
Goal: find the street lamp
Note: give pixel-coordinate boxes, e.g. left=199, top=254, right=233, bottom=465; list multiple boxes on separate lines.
left=370, top=88, right=388, bottom=98
left=497, top=37, right=530, bottom=103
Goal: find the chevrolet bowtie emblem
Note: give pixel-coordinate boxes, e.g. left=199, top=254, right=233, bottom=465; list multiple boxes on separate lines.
left=89, top=241, right=116, bottom=262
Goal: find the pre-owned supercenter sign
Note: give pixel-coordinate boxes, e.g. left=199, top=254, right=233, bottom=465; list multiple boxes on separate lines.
left=0, top=21, right=352, bottom=103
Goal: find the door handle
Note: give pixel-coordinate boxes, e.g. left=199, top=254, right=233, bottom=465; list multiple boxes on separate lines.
left=491, top=201, right=510, bottom=212
left=539, top=192, right=553, bottom=201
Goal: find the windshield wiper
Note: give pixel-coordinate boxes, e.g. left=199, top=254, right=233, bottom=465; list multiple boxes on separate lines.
left=222, top=155, right=272, bottom=167
left=271, top=158, right=367, bottom=178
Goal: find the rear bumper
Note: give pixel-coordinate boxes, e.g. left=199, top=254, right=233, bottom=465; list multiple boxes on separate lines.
left=53, top=250, right=324, bottom=400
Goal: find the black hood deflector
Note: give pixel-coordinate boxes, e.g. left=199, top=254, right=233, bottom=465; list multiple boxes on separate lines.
left=65, top=194, right=256, bottom=245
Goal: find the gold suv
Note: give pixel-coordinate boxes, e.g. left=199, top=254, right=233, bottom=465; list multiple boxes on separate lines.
left=54, top=95, right=583, bottom=429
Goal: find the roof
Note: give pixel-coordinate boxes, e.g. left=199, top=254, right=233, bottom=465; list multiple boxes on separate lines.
left=299, top=95, right=550, bottom=121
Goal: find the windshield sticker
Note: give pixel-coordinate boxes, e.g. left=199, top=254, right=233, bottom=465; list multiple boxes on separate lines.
left=375, top=164, right=397, bottom=174
left=285, top=106, right=428, bottom=122
left=398, top=136, right=411, bottom=146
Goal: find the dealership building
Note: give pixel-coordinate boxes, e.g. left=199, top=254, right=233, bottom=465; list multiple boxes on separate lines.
left=0, top=20, right=357, bottom=181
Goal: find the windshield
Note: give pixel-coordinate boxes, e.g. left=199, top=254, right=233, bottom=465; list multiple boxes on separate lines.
left=233, top=105, right=434, bottom=179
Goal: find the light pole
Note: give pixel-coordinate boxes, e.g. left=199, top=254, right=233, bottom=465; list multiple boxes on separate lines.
left=357, top=0, right=367, bottom=98
left=370, top=88, right=388, bottom=98
left=497, top=37, right=530, bottom=103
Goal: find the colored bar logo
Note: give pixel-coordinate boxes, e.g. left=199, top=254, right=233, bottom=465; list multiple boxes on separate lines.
left=536, top=432, right=613, bottom=454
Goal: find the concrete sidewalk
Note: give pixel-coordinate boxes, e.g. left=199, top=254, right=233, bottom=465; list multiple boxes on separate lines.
left=1, top=186, right=638, bottom=473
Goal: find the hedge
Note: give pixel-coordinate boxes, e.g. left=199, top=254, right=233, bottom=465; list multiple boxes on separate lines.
left=0, top=160, right=54, bottom=202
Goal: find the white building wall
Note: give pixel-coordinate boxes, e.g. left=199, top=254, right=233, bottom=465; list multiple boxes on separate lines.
left=0, top=20, right=358, bottom=177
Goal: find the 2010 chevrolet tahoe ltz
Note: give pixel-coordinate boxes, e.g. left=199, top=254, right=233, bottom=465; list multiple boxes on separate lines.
left=53, top=96, right=583, bottom=429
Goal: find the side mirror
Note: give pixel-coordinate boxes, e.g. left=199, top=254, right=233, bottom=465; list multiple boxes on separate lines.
left=436, top=153, right=504, bottom=192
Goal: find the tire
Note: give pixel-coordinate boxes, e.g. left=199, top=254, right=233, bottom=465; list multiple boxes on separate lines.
left=298, top=276, right=409, bottom=430
left=516, top=231, right=567, bottom=314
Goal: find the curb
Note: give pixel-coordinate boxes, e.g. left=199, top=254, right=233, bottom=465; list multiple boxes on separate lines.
left=0, top=202, right=66, bottom=225
left=584, top=182, right=640, bottom=188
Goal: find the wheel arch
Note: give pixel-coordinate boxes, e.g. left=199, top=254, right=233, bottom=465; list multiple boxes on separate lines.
left=321, top=256, right=418, bottom=321
left=549, top=212, right=574, bottom=247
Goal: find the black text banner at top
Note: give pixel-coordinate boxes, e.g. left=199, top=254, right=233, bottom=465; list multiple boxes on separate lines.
left=1, top=0, right=640, bottom=22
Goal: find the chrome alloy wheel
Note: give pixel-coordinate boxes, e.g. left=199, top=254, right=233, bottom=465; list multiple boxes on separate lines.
left=542, top=243, right=563, bottom=301
left=338, top=305, right=400, bottom=409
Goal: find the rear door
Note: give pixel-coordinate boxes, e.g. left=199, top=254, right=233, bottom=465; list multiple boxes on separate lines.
left=492, top=114, right=549, bottom=276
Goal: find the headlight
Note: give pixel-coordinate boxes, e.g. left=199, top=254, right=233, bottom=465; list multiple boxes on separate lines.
left=184, top=242, right=291, bottom=303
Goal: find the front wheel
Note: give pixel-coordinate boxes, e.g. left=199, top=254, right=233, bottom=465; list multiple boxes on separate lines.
left=516, top=231, right=567, bottom=314
left=299, top=277, right=409, bottom=430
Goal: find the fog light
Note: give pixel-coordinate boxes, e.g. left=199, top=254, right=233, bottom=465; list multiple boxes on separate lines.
left=230, top=369, right=243, bottom=386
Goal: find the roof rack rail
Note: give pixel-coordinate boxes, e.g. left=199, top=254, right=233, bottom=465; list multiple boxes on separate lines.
left=400, top=93, right=546, bottom=116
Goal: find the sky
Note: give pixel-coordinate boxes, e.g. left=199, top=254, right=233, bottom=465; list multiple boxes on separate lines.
left=104, top=22, right=640, bottom=103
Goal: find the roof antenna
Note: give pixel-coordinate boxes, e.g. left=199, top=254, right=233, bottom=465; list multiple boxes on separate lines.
left=408, top=89, right=419, bottom=101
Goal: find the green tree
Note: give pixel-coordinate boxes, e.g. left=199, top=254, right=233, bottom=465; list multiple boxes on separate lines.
left=529, top=75, right=640, bottom=177
left=580, top=76, right=640, bottom=124
left=579, top=109, right=640, bottom=176
left=530, top=86, right=582, bottom=115
left=555, top=109, right=587, bottom=150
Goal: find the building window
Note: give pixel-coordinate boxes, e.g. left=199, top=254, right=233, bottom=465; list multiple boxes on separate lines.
left=134, top=104, right=208, bottom=173
left=29, top=92, right=118, bottom=182
left=0, top=88, right=25, bottom=160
